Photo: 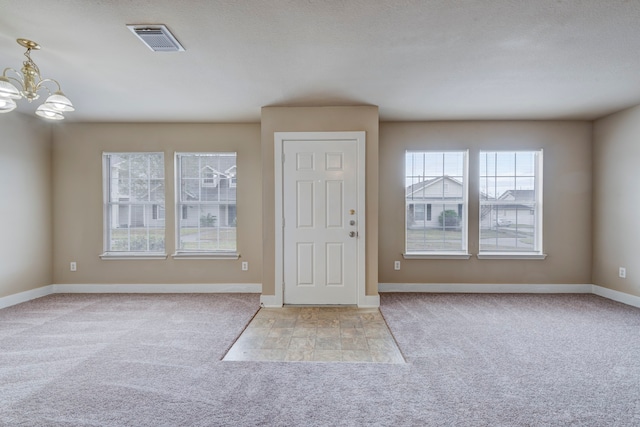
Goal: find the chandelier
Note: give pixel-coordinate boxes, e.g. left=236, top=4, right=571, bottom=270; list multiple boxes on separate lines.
left=0, top=39, right=74, bottom=120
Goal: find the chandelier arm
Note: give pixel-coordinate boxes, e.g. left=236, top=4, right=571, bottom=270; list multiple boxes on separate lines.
left=2, top=68, right=25, bottom=87
left=35, top=78, right=63, bottom=95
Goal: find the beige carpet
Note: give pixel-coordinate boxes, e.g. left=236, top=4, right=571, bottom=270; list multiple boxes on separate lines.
left=1, top=292, right=639, bottom=426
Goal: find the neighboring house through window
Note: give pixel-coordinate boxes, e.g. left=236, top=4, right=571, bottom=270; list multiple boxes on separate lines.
left=405, top=150, right=468, bottom=256
left=175, top=152, right=237, bottom=255
left=152, top=204, right=165, bottom=220
left=479, top=150, right=544, bottom=257
left=202, top=166, right=219, bottom=187
left=102, top=152, right=165, bottom=256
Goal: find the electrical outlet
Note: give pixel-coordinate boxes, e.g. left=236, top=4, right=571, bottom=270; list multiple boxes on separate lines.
left=70, top=262, right=77, bottom=272
left=394, top=261, right=401, bottom=271
left=619, top=267, right=626, bottom=279
left=242, top=261, right=249, bottom=271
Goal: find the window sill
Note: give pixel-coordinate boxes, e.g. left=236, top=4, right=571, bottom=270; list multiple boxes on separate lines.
left=477, top=252, right=547, bottom=260
left=100, top=252, right=168, bottom=260
left=172, top=252, right=240, bottom=260
left=403, top=253, right=472, bottom=260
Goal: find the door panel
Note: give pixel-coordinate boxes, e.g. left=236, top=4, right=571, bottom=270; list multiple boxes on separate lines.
left=283, top=139, right=358, bottom=305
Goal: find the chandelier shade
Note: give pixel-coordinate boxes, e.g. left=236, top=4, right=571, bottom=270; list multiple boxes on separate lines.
left=44, top=91, right=74, bottom=112
left=35, top=103, right=64, bottom=120
left=0, top=77, right=21, bottom=100
left=0, top=97, right=17, bottom=113
left=0, top=39, right=74, bottom=120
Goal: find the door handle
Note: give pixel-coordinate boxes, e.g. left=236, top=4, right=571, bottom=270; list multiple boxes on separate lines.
left=349, top=231, right=357, bottom=238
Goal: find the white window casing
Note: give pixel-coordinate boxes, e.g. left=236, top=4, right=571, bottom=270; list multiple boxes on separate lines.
left=478, top=150, right=546, bottom=259
left=101, top=152, right=166, bottom=260
left=173, top=152, right=239, bottom=259
left=404, top=150, right=470, bottom=259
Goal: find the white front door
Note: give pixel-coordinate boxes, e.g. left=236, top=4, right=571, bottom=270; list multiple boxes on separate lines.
left=283, top=139, right=359, bottom=305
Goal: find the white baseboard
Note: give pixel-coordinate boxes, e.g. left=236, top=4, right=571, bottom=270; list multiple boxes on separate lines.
left=358, top=294, right=381, bottom=308
left=378, top=283, right=593, bottom=293
left=0, top=285, right=54, bottom=310
left=259, top=294, right=282, bottom=308
left=592, top=285, right=640, bottom=309
left=0, top=284, right=261, bottom=310
left=2, top=283, right=639, bottom=311
left=52, top=283, right=262, bottom=294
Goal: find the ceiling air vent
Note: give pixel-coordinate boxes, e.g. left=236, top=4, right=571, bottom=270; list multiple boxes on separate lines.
left=126, top=24, right=185, bottom=52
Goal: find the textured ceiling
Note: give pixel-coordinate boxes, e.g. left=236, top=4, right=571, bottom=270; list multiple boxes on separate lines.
left=1, top=0, right=640, bottom=122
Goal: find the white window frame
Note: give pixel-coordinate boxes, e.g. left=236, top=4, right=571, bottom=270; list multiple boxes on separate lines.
left=173, top=152, right=239, bottom=259
left=100, top=152, right=167, bottom=260
left=477, top=149, right=546, bottom=260
left=403, top=150, right=470, bottom=260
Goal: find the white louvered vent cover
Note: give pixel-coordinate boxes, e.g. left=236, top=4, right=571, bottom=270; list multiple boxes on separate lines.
left=126, top=24, right=185, bottom=52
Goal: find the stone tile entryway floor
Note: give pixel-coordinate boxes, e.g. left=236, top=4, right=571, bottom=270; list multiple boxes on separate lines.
left=223, top=306, right=405, bottom=363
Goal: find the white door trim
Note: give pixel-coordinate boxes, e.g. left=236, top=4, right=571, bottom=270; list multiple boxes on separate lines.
left=273, top=131, right=366, bottom=307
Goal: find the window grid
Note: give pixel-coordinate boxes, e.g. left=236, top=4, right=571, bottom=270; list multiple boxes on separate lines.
left=175, top=153, right=237, bottom=253
left=103, top=153, right=165, bottom=254
left=405, top=151, right=468, bottom=254
left=479, top=150, right=542, bottom=253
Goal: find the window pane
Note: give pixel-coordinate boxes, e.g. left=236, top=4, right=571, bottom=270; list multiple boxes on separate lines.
left=150, top=179, right=164, bottom=203
left=131, top=179, right=149, bottom=201
left=495, top=177, right=515, bottom=199
left=177, top=153, right=237, bottom=253
left=479, top=150, right=541, bottom=253
left=181, top=177, right=200, bottom=202
left=479, top=205, right=535, bottom=251
left=443, top=152, right=464, bottom=177
left=514, top=178, right=535, bottom=196
left=405, top=151, right=467, bottom=253
left=104, top=153, right=165, bottom=254
left=496, top=152, right=515, bottom=176
left=407, top=203, right=464, bottom=251
left=516, top=152, right=535, bottom=176
left=479, top=177, right=496, bottom=200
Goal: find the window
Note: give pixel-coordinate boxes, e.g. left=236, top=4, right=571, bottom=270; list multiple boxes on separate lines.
left=405, top=151, right=468, bottom=256
left=102, top=153, right=165, bottom=257
left=479, top=150, right=544, bottom=257
left=152, top=204, right=165, bottom=220
left=175, top=153, right=237, bottom=256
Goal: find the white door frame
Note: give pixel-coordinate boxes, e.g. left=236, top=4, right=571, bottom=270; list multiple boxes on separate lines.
left=272, top=131, right=366, bottom=307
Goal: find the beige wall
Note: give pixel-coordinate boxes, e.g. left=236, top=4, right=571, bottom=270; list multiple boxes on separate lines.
left=593, top=105, right=640, bottom=297
left=261, top=106, right=379, bottom=296
left=3, top=111, right=623, bottom=298
left=0, top=114, right=52, bottom=298
left=379, top=121, right=592, bottom=285
left=52, top=123, right=261, bottom=285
